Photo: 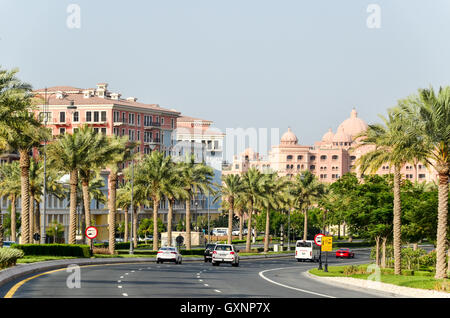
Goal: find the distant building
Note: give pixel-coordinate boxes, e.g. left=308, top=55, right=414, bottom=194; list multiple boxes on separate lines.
left=223, top=109, right=437, bottom=183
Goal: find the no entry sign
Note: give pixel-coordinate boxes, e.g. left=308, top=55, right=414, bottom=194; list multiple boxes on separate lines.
left=314, top=233, right=325, bottom=246
left=85, top=226, right=98, bottom=240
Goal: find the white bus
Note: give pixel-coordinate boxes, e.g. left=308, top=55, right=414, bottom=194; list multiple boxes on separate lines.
left=295, top=240, right=320, bottom=262
left=212, top=228, right=228, bottom=236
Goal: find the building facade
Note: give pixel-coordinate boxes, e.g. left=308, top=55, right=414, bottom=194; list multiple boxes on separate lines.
left=223, top=109, right=437, bottom=183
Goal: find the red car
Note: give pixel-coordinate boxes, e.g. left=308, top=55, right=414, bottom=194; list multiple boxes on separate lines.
left=335, top=248, right=355, bottom=259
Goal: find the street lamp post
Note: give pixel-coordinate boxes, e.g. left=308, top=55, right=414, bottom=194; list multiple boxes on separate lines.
left=129, top=153, right=135, bottom=255
left=207, top=191, right=210, bottom=244
left=195, top=201, right=198, bottom=231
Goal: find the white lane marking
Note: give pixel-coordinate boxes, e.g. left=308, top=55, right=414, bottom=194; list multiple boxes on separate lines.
left=120, top=276, right=124, bottom=279
left=122, top=293, right=128, bottom=297
left=118, top=286, right=123, bottom=289
left=258, top=267, right=335, bottom=298
left=118, top=280, right=121, bottom=283
left=199, top=280, right=203, bottom=282
left=214, top=290, right=222, bottom=293
left=147, top=267, right=151, bottom=269
left=125, top=273, right=129, bottom=275
left=204, top=284, right=209, bottom=287
left=131, top=270, right=135, bottom=273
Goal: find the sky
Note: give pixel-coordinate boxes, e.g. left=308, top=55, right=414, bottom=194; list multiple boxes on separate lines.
left=1, top=0, right=450, bottom=160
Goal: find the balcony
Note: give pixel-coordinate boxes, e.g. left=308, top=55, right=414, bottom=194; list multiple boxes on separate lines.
left=144, top=122, right=161, bottom=129
left=144, top=138, right=161, bottom=145
left=53, top=119, right=69, bottom=125
left=113, top=120, right=126, bottom=127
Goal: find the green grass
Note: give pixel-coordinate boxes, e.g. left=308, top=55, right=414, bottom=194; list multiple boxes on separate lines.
left=17, top=255, right=78, bottom=264
left=309, top=265, right=449, bottom=292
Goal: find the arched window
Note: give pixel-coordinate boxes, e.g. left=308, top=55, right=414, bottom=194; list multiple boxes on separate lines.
left=297, top=155, right=303, bottom=160
left=350, top=156, right=356, bottom=161
left=297, top=165, right=300, bottom=170
left=310, top=155, right=316, bottom=161
left=310, top=165, right=315, bottom=170
left=287, top=155, right=293, bottom=161
left=332, top=155, right=338, bottom=160
left=320, top=155, right=327, bottom=160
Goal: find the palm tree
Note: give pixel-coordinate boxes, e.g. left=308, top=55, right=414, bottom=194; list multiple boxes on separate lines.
left=134, top=151, right=173, bottom=251
left=261, top=174, right=291, bottom=252
left=178, top=154, right=214, bottom=250
left=400, top=86, right=450, bottom=279
left=105, top=135, right=135, bottom=254
left=160, top=162, right=188, bottom=246
left=355, top=107, right=425, bottom=275
left=215, top=174, right=245, bottom=245
left=78, top=125, right=121, bottom=244
left=0, top=67, right=32, bottom=124
left=0, top=112, right=49, bottom=244
left=116, top=182, right=132, bottom=242
left=0, top=161, right=21, bottom=242
left=47, top=130, right=93, bottom=244
left=240, top=168, right=266, bottom=252
left=290, top=171, right=325, bottom=241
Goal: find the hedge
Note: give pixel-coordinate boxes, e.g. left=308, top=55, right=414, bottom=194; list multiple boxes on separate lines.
left=95, top=243, right=151, bottom=250
left=0, top=248, right=24, bottom=269
left=333, top=241, right=373, bottom=248
left=12, top=244, right=91, bottom=258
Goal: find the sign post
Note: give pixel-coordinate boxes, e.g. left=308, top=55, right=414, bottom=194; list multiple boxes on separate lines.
left=314, top=234, right=325, bottom=270
left=85, top=226, right=98, bottom=256
left=321, top=236, right=333, bottom=272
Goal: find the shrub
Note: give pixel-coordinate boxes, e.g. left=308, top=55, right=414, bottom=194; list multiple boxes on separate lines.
left=12, top=244, right=91, bottom=258
left=418, top=250, right=436, bottom=268
left=381, top=268, right=394, bottom=275
left=434, top=281, right=450, bottom=292
left=414, top=270, right=434, bottom=277
left=401, top=248, right=426, bottom=271
left=0, top=248, right=24, bottom=269
left=93, top=247, right=111, bottom=255
left=401, top=269, right=415, bottom=276
left=343, top=265, right=366, bottom=276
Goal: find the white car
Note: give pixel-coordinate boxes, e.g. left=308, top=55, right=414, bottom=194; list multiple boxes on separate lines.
left=156, top=247, right=182, bottom=264
left=212, top=244, right=239, bottom=267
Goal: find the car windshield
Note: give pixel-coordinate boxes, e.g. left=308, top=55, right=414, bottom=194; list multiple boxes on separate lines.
left=215, top=245, right=232, bottom=251
left=206, top=245, right=216, bottom=249
left=297, top=241, right=312, bottom=248
left=160, top=248, right=175, bottom=252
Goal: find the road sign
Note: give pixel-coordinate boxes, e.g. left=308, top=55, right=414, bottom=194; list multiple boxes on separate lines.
left=85, top=226, right=98, bottom=240
left=314, top=233, right=325, bottom=246
left=321, top=236, right=333, bottom=252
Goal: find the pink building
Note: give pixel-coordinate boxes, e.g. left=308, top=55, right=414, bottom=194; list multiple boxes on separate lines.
left=224, top=109, right=437, bottom=183
left=33, top=83, right=181, bottom=156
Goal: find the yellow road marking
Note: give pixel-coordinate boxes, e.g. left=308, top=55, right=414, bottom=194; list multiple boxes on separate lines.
left=4, top=262, right=153, bottom=298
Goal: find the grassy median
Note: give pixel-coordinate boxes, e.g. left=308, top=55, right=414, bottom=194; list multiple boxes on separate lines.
left=309, top=265, right=450, bottom=292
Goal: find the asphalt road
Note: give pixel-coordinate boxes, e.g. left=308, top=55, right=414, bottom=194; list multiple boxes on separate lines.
left=0, top=249, right=395, bottom=298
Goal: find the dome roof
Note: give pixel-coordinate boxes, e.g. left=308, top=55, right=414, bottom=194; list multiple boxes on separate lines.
left=337, top=108, right=368, bottom=138
left=280, top=128, right=298, bottom=145
left=332, top=126, right=352, bottom=142
left=322, top=128, right=334, bottom=143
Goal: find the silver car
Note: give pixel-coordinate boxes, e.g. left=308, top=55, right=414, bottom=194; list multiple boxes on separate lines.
left=212, top=244, right=239, bottom=267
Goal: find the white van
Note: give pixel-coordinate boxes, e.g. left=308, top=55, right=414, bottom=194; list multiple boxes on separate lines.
left=295, top=240, right=320, bottom=262
left=212, top=227, right=228, bottom=236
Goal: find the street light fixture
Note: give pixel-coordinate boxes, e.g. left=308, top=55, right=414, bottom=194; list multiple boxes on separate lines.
left=129, top=151, right=135, bottom=255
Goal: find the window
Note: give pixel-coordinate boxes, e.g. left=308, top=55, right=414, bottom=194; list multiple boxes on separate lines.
left=137, top=130, right=140, bottom=141
left=113, top=128, right=119, bottom=136
left=93, top=128, right=99, bottom=134
left=129, top=113, right=135, bottom=125
left=114, top=111, right=120, bottom=122
left=161, top=117, right=164, bottom=125
left=94, top=111, right=99, bottom=122
left=419, top=174, right=426, bottom=179
left=73, top=111, right=79, bottom=122
left=171, top=119, right=175, bottom=129
left=310, top=165, right=315, bottom=170
left=350, top=156, right=356, bottom=161
left=39, top=112, right=52, bottom=123
left=121, top=128, right=125, bottom=136
left=332, top=155, right=338, bottom=160
left=297, top=155, right=303, bottom=160
left=59, top=112, right=66, bottom=123
left=59, top=128, right=66, bottom=135
left=287, top=155, right=293, bottom=161
left=137, top=114, right=141, bottom=126
left=86, top=111, right=92, bottom=122
left=320, top=155, right=327, bottom=160
left=101, top=128, right=107, bottom=135
left=214, top=140, right=219, bottom=149
left=310, top=156, right=316, bottom=161
left=73, top=127, right=79, bottom=134
left=101, top=111, right=107, bottom=122
left=122, top=112, right=126, bottom=124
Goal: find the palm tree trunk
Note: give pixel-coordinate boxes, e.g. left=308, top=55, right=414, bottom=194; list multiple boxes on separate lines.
left=11, top=196, right=16, bottom=242
left=228, top=198, right=234, bottom=245
left=239, top=211, right=243, bottom=241
left=435, top=172, right=449, bottom=279
left=245, top=201, right=253, bottom=252
left=29, top=194, right=34, bottom=243
left=303, top=209, right=308, bottom=241
left=186, top=198, right=191, bottom=250
left=124, top=206, right=128, bottom=243
left=393, top=166, right=402, bottom=275
left=381, top=236, right=387, bottom=268
left=68, top=170, right=78, bottom=244
left=264, top=208, right=270, bottom=253
left=19, top=150, right=30, bottom=244
left=133, top=206, right=138, bottom=249
left=108, top=172, right=117, bottom=255
left=167, top=199, right=174, bottom=246
left=153, top=199, right=159, bottom=251
left=82, top=178, right=91, bottom=244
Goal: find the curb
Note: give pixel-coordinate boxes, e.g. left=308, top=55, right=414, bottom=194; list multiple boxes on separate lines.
left=0, top=253, right=294, bottom=289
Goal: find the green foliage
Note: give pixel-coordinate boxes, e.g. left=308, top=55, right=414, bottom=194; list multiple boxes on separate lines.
left=0, top=247, right=24, bottom=269
left=138, top=218, right=165, bottom=237
left=12, top=244, right=91, bottom=258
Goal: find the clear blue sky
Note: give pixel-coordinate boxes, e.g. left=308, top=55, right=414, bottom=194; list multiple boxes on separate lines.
left=1, top=0, right=449, bottom=159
